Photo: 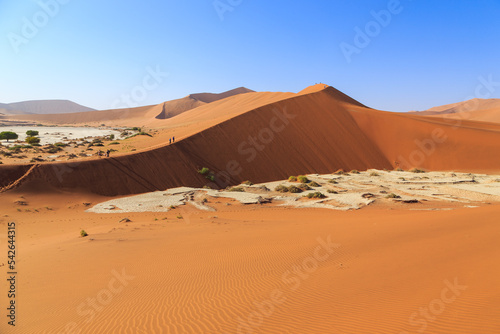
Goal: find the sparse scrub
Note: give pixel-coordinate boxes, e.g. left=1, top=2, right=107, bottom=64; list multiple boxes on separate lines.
left=297, top=175, right=309, bottom=183
left=305, top=192, right=326, bottom=199
left=386, top=193, right=401, bottom=199
left=298, top=183, right=312, bottom=191
left=242, top=180, right=253, bottom=186
left=228, top=187, right=245, bottom=192
left=288, top=176, right=297, bottom=182
left=370, top=171, right=380, bottom=177
left=275, top=185, right=289, bottom=193
left=327, top=190, right=338, bottom=194
left=80, top=230, right=88, bottom=237
left=334, top=169, right=348, bottom=175
left=26, top=130, right=39, bottom=136
left=288, top=185, right=302, bottom=193
left=328, top=179, right=338, bottom=184
left=350, top=170, right=360, bottom=174
left=309, top=181, right=320, bottom=187
left=409, top=168, right=426, bottom=173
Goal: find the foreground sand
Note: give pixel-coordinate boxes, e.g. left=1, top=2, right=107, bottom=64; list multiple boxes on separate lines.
left=1, top=188, right=499, bottom=333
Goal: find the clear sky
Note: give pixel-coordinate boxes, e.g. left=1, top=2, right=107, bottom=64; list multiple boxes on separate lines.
left=1, top=0, right=499, bottom=112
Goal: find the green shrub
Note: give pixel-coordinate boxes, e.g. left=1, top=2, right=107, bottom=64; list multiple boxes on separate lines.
left=80, top=230, right=88, bottom=237
left=198, top=167, right=210, bottom=175
left=242, top=180, right=253, bottom=186
left=370, top=171, right=380, bottom=176
left=26, top=130, right=39, bottom=136
left=305, top=192, right=326, bottom=199
left=297, top=175, right=309, bottom=183
left=109, top=134, right=115, bottom=140
left=309, top=181, right=320, bottom=187
left=386, top=193, right=401, bottom=199
left=109, top=141, right=120, bottom=145
left=327, top=190, right=338, bottom=194
left=288, top=176, right=297, bottom=182
left=328, top=179, right=338, bottom=184
left=288, top=185, right=302, bottom=193
left=350, top=170, right=360, bottom=174
left=275, top=185, right=289, bottom=193
left=55, top=142, right=67, bottom=147
left=25, top=136, right=40, bottom=144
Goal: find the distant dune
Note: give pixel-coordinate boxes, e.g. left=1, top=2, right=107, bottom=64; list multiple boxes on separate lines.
left=5, top=87, right=255, bottom=125
left=0, top=99, right=95, bottom=115
left=408, top=98, right=500, bottom=124
left=2, top=84, right=500, bottom=196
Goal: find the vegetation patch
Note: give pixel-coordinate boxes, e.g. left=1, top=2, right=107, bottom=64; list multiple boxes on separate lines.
left=305, top=192, right=326, bottom=199
left=297, top=175, right=309, bottom=183
left=409, top=168, right=426, bottom=173
left=275, top=185, right=289, bottom=193
left=386, top=193, right=401, bottom=199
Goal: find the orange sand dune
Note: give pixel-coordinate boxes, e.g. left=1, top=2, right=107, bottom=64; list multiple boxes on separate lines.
left=1, top=188, right=499, bottom=333
left=4, top=87, right=255, bottom=127
left=409, top=98, right=500, bottom=124
left=428, top=107, right=500, bottom=124
left=2, top=85, right=500, bottom=195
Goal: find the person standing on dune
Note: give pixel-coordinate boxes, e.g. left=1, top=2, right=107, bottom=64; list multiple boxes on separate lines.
left=106, top=149, right=110, bottom=158
left=169, top=138, right=171, bottom=144
left=173, top=136, right=175, bottom=143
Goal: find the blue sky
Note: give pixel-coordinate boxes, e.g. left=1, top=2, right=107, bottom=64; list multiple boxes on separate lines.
left=1, top=0, right=499, bottom=111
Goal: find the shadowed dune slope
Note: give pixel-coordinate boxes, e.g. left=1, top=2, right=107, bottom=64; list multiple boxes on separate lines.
left=350, top=106, right=500, bottom=172
left=2, top=86, right=500, bottom=195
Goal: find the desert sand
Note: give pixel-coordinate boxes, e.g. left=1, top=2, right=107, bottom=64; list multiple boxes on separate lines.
left=1, top=183, right=500, bottom=333
left=1, top=84, right=500, bottom=333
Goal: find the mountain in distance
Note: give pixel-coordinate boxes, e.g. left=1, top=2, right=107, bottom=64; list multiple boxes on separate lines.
left=0, top=100, right=95, bottom=115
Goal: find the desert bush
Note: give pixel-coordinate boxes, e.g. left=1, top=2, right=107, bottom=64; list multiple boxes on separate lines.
left=297, top=175, right=309, bottom=183
left=327, top=190, right=338, bottom=194
left=198, top=167, right=210, bottom=175
left=109, top=134, right=115, bottom=140
left=275, top=185, right=289, bottom=193
left=242, top=180, right=253, bottom=186
left=409, top=168, right=426, bottom=173
left=334, top=169, right=348, bottom=175
left=288, top=185, right=302, bottom=193
left=394, top=167, right=404, bottom=172
left=109, top=141, right=120, bottom=145
left=386, top=193, right=401, bottom=199
left=298, top=183, right=312, bottom=191
left=350, top=170, right=360, bottom=174
left=55, top=142, right=67, bottom=147
left=305, top=192, right=326, bottom=199
left=25, top=136, right=40, bottom=144
left=26, top=130, right=39, bottom=136
left=309, top=181, right=320, bottom=187
left=80, top=230, right=88, bottom=237
left=328, top=179, right=338, bottom=184
left=370, top=171, right=380, bottom=176
left=288, top=176, right=297, bottom=182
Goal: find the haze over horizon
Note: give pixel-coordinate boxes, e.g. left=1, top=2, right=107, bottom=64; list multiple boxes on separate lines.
left=1, top=0, right=499, bottom=112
